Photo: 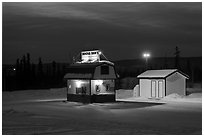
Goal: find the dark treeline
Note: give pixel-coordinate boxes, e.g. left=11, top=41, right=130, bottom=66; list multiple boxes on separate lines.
left=3, top=53, right=68, bottom=91
left=3, top=47, right=202, bottom=91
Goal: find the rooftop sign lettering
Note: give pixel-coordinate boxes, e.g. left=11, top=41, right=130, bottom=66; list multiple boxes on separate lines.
left=81, top=50, right=100, bottom=63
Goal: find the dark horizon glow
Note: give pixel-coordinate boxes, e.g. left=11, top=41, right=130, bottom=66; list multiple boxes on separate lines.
left=3, top=2, right=202, bottom=64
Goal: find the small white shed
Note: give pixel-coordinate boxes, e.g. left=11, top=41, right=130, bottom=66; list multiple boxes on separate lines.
left=137, top=69, right=189, bottom=98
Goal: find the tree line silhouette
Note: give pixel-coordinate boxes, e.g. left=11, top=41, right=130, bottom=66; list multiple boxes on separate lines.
left=3, top=53, right=67, bottom=91
left=2, top=47, right=202, bottom=91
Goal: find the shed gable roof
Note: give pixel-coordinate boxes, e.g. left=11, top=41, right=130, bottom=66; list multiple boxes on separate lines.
left=137, top=69, right=189, bottom=79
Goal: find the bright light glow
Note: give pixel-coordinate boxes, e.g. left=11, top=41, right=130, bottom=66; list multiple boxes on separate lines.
left=94, top=80, right=103, bottom=85
left=99, top=51, right=102, bottom=55
left=13, top=68, right=16, bottom=71
left=143, top=53, right=150, bottom=58
left=76, top=80, right=83, bottom=88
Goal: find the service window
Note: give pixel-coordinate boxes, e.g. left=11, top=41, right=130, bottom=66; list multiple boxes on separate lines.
left=95, top=85, right=100, bottom=92
left=101, top=66, right=109, bottom=75
left=76, top=86, right=87, bottom=95
left=82, top=87, right=87, bottom=95
left=106, top=84, right=110, bottom=91
left=76, top=88, right=82, bottom=94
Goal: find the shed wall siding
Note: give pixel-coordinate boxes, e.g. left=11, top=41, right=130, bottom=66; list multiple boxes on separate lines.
left=139, top=79, right=151, bottom=98
left=94, top=65, right=116, bottom=79
left=166, top=73, right=186, bottom=96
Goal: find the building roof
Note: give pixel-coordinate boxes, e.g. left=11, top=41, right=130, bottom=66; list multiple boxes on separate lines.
left=64, top=73, right=92, bottom=79
left=64, top=61, right=115, bottom=79
left=74, top=60, right=114, bottom=66
left=81, top=49, right=100, bottom=52
left=137, top=69, right=189, bottom=79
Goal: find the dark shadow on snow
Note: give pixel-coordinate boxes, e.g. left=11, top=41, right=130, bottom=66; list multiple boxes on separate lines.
left=23, top=99, right=165, bottom=110
left=91, top=101, right=165, bottom=109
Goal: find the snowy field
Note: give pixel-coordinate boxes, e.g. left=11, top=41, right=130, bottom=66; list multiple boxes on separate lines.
left=2, top=88, right=202, bottom=135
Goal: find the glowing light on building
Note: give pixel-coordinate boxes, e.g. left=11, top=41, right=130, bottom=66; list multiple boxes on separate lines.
left=76, top=80, right=83, bottom=88
left=94, top=80, right=103, bottom=85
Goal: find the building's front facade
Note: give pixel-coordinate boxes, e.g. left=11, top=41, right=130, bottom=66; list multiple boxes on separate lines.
left=137, top=69, right=189, bottom=98
left=64, top=50, right=117, bottom=103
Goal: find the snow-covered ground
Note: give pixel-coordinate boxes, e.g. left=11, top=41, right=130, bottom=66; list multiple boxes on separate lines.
left=117, top=93, right=202, bottom=103
left=2, top=88, right=202, bottom=135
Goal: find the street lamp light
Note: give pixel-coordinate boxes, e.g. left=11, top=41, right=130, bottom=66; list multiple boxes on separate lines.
left=143, top=53, right=150, bottom=70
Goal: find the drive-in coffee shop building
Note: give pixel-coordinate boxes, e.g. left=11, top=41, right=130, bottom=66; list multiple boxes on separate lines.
left=64, top=50, right=118, bottom=103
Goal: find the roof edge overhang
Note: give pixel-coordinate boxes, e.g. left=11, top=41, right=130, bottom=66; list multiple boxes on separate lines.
left=64, top=78, right=92, bottom=80
left=64, top=76, right=117, bottom=80
left=137, top=77, right=166, bottom=79
left=164, top=70, right=189, bottom=79
left=71, top=61, right=114, bottom=67
left=137, top=70, right=189, bottom=79
left=64, top=73, right=93, bottom=79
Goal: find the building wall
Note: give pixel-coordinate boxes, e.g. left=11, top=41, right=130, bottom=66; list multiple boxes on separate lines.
left=139, top=79, right=165, bottom=98
left=94, top=65, right=116, bottom=79
left=67, top=80, right=90, bottom=95
left=139, top=79, right=151, bottom=98
left=166, top=72, right=186, bottom=96
left=91, top=80, right=115, bottom=95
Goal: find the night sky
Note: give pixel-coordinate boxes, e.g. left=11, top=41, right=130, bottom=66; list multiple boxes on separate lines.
left=3, top=2, right=202, bottom=64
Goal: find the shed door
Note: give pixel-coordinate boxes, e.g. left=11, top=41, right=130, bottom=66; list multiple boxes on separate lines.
left=151, top=81, right=156, bottom=98
left=158, top=81, right=163, bottom=98
left=151, top=80, right=163, bottom=98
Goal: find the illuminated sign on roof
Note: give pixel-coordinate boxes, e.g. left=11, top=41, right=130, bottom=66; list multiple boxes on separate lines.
left=81, top=50, right=101, bottom=63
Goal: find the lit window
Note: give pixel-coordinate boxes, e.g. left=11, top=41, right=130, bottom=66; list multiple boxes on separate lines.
left=95, top=85, right=100, bottom=92
left=76, top=88, right=82, bottom=94
left=76, top=80, right=82, bottom=88
left=82, top=87, right=86, bottom=95
left=95, top=80, right=103, bottom=85
left=106, top=84, right=110, bottom=91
